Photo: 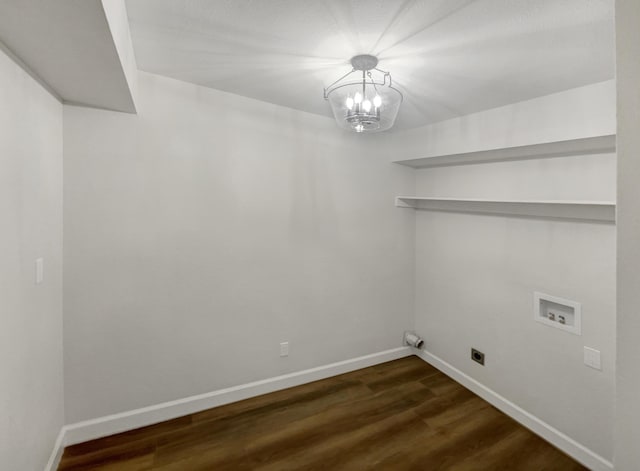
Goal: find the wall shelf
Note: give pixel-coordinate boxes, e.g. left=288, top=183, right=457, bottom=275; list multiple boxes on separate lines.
left=392, top=134, right=616, bottom=169
left=395, top=197, right=616, bottom=223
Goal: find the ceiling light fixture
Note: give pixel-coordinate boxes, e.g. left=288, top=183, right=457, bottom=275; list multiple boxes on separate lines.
left=324, top=55, right=403, bottom=133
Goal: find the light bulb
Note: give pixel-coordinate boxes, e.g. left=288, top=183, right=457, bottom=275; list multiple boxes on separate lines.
left=362, top=99, right=372, bottom=112
left=355, top=123, right=364, bottom=133
left=346, top=96, right=354, bottom=110
left=354, top=92, right=363, bottom=104
left=373, top=94, right=382, bottom=108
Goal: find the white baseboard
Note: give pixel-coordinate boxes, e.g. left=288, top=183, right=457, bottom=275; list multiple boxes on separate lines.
left=44, top=428, right=65, bottom=471
left=414, top=348, right=613, bottom=471
left=62, top=346, right=412, bottom=447
left=57, top=346, right=607, bottom=470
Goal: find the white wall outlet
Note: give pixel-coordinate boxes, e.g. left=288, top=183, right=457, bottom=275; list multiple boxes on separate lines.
left=533, top=292, right=581, bottom=335
left=584, top=347, right=602, bottom=370
left=279, top=342, right=289, bottom=357
left=35, top=258, right=44, bottom=284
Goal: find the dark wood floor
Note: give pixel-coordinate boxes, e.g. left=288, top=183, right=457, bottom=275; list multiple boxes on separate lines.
left=58, top=356, right=586, bottom=470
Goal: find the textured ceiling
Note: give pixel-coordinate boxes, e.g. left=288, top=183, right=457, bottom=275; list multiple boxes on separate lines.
left=0, top=0, right=136, bottom=112
left=125, top=0, right=614, bottom=130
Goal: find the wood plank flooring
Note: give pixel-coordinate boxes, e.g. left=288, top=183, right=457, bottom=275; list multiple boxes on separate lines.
left=58, top=356, right=586, bottom=470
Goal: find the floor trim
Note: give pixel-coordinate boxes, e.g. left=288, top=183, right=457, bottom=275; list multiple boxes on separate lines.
left=415, top=348, right=613, bottom=471
left=44, top=428, right=65, bottom=471
left=62, top=346, right=412, bottom=447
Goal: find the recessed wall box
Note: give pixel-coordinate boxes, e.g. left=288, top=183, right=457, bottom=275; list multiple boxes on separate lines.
left=534, top=292, right=581, bottom=335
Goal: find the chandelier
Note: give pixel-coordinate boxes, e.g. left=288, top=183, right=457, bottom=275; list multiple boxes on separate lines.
left=324, top=55, right=403, bottom=133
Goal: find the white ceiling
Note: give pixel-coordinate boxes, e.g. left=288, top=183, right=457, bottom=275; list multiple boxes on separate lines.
left=0, top=0, right=137, bottom=113
left=125, top=0, right=614, bottom=130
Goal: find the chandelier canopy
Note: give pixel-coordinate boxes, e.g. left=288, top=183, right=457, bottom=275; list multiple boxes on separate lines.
left=324, top=55, right=403, bottom=133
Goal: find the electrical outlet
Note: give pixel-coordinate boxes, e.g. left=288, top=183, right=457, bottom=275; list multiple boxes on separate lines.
left=280, top=342, right=289, bottom=357
left=471, top=348, right=485, bottom=365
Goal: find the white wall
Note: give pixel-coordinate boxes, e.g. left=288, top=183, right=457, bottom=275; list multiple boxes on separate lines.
left=385, top=81, right=616, bottom=462
left=0, top=47, right=64, bottom=470
left=62, top=71, right=415, bottom=423
left=615, top=1, right=640, bottom=469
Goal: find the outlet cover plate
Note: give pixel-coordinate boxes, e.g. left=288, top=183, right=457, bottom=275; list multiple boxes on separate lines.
left=35, top=258, right=44, bottom=284
left=279, top=342, right=289, bottom=357
left=584, top=347, right=602, bottom=370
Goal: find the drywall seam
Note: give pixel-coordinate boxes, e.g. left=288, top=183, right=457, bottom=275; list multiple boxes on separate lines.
left=415, top=348, right=613, bottom=471
left=62, top=346, right=412, bottom=446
